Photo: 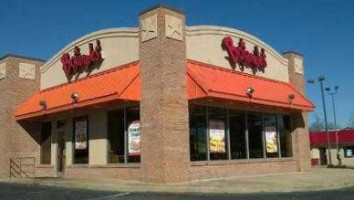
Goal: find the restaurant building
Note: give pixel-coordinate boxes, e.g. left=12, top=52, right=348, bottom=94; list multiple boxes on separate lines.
left=310, top=129, right=354, bottom=166
left=5, top=5, right=314, bottom=183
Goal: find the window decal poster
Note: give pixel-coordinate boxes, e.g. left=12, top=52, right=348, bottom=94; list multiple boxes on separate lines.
left=75, top=120, right=88, bottom=150
left=265, top=126, right=278, bottom=153
left=209, top=120, right=226, bottom=153
left=346, top=149, right=353, bottom=157
left=128, top=120, right=141, bottom=156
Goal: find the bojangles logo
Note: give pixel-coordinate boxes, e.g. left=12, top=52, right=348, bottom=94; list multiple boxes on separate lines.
left=222, top=37, right=267, bottom=71
left=61, top=40, right=102, bottom=77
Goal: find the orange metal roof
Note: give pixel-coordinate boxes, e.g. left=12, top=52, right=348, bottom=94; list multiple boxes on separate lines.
left=15, top=60, right=314, bottom=121
left=14, top=62, right=140, bottom=120
left=187, top=61, right=314, bottom=111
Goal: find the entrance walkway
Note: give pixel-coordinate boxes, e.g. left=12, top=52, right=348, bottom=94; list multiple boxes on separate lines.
left=2, top=168, right=354, bottom=194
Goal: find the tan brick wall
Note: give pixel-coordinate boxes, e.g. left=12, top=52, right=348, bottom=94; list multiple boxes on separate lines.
left=284, top=52, right=311, bottom=171
left=0, top=55, right=46, bottom=177
left=283, top=52, right=305, bottom=94
left=189, top=160, right=297, bottom=181
left=63, top=166, right=141, bottom=180
left=139, top=7, right=190, bottom=183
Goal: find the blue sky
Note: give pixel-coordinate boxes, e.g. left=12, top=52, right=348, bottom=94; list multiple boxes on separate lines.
left=1, top=0, right=353, bottom=127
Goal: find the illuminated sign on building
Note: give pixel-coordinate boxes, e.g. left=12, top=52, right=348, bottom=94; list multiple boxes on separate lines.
left=61, top=40, right=102, bottom=77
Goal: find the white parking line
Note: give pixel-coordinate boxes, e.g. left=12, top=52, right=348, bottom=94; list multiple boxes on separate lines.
left=87, top=192, right=131, bottom=200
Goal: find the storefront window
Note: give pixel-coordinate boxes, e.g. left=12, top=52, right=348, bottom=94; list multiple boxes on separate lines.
left=208, top=107, right=228, bottom=160
left=263, top=114, right=279, bottom=158
left=107, top=105, right=140, bottom=164
left=278, top=115, right=292, bottom=157
left=73, top=116, right=89, bottom=164
left=229, top=109, right=246, bottom=159
left=189, top=105, right=293, bottom=162
left=248, top=113, right=263, bottom=158
left=189, top=105, right=207, bottom=161
left=40, top=122, right=52, bottom=165
left=344, top=146, right=354, bottom=158
left=107, top=109, right=125, bottom=163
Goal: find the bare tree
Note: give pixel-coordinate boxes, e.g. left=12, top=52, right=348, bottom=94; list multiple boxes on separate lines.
left=310, top=115, right=324, bottom=131
left=327, top=122, right=341, bottom=131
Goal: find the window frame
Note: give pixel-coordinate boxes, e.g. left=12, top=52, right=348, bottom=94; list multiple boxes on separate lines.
left=189, top=104, right=294, bottom=162
left=107, top=108, right=125, bottom=164
left=344, top=146, right=354, bottom=158
left=72, top=115, right=89, bottom=164
left=189, top=104, right=208, bottom=161
left=106, top=104, right=140, bottom=164
left=262, top=114, right=281, bottom=158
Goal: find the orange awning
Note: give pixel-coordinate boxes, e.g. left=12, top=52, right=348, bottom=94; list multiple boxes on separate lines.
left=15, top=60, right=314, bottom=121
left=15, top=62, right=140, bottom=120
left=187, top=61, right=314, bottom=111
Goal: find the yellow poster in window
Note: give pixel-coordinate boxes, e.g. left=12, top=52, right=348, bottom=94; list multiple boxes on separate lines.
left=265, top=126, right=278, bottom=153
left=209, top=120, right=226, bottom=153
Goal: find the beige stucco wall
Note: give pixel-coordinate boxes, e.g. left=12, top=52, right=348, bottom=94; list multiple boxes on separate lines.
left=89, top=110, right=107, bottom=165
left=342, top=152, right=354, bottom=167
left=40, top=25, right=291, bottom=89
left=40, top=28, right=139, bottom=90
left=186, top=26, right=289, bottom=82
left=311, top=148, right=320, bottom=159
left=65, top=118, right=73, bottom=166
left=45, top=108, right=109, bottom=172
left=44, top=103, right=141, bottom=173
left=311, top=147, right=354, bottom=167
left=327, top=148, right=354, bottom=167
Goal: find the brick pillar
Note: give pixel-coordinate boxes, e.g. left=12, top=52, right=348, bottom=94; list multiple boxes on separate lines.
left=0, top=55, right=44, bottom=177
left=283, top=52, right=311, bottom=171
left=139, top=5, right=190, bottom=183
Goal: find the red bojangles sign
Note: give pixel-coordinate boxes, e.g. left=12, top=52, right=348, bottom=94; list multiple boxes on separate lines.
left=222, top=37, right=267, bottom=70
left=61, top=40, right=102, bottom=77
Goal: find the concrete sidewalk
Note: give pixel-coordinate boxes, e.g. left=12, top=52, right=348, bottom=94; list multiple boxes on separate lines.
left=2, top=168, right=354, bottom=194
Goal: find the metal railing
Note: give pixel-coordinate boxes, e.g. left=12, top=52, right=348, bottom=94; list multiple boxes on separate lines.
left=10, top=157, right=35, bottom=179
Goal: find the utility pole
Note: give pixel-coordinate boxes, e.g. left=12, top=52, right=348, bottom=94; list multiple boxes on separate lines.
left=326, top=86, right=340, bottom=165
left=308, top=76, right=332, bottom=165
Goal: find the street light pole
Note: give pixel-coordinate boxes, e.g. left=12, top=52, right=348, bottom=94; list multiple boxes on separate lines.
left=318, top=78, right=332, bottom=165
left=326, top=86, right=340, bottom=165
left=308, top=76, right=332, bottom=165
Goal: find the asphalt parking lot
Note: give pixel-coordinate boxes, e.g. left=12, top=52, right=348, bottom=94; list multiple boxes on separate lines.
left=1, top=182, right=354, bottom=200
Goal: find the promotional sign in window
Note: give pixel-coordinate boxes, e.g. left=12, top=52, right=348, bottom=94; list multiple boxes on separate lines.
left=128, top=120, right=140, bottom=156
left=265, top=126, right=278, bottom=153
left=209, top=120, right=226, bottom=153
left=75, top=120, right=88, bottom=150
left=346, top=149, right=353, bottom=157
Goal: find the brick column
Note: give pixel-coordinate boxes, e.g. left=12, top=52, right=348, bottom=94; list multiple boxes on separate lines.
left=283, top=52, right=311, bottom=171
left=139, top=5, right=190, bottom=183
left=0, top=55, right=44, bottom=177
